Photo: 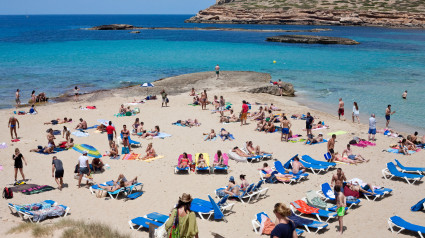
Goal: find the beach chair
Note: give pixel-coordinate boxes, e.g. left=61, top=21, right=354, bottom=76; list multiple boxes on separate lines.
left=274, top=160, right=309, bottom=182
left=288, top=212, right=329, bottom=234
left=18, top=204, right=70, bottom=223
left=90, top=181, right=143, bottom=199
left=382, top=162, right=424, bottom=185
left=259, top=169, right=298, bottom=184
left=251, top=179, right=269, bottom=198
left=298, top=160, right=328, bottom=175
left=252, top=212, right=304, bottom=236
left=8, top=200, right=56, bottom=215
left=129, top=212, right=169, bottom=231
left=304, top=190, right=341, bottom=212
left=290, top=200, right=337, bottom=222
left=228, top=150, right=248, bottom=163
left=195, top=153, right=210, bottom=174
left=215, top=183, right=258, bottom=204
left=241, top=146, right=262, bottom=163
left=213, top=153, right=229, bottom=173
left=388, top=216, right=425, bottom=238
left=317, top=183, right=361, bottom=209
left=191, top=195, right=234, bottom=221
left=301, top=155, right=336, bottom=168
left=361, top=186, right=392, bottom=201
left=120, top=133, right=141, bottom=147
left=395, top=159, right=425, bottom=175
left=411, top=198, right=425, bottom=212
left=174, top=154, right=193, bottom=174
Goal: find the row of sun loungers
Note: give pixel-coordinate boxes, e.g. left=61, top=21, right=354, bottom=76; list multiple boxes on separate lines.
left=175, top=153, right=230, bottom=174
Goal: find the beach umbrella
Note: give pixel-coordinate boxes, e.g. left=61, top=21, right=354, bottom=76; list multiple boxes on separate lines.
left=140, top=82, right=154, bottom=95
left=73, top=144, right=102, bottom=158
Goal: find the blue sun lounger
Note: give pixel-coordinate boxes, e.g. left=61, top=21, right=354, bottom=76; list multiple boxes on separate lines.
left=90, top=181, right=143, bottom=199
left=290, top=200, right=337, bottom=223
left=191, top=195, right=234, bottom=221
left=299, top=160, right=329, bottom=174
left=129, top=212, right=169, bottom=231
left=382, top=162, right=424, bottom=185
left=411, top=198, right=425, bottom=212
left=289, top=212, right=329, bottom=234
left=395, top=159, right=425, bottom=175
left=318, top=183, right=361, bottom=209
left=301, top=155, right=336, bottom=168
left=252, top=212, right=304, bottom=236
left=215, top=183, right=258, bottom=203
left=274, top=160, right=309, bottom=182
left=388, top=216, right=425, bottom=238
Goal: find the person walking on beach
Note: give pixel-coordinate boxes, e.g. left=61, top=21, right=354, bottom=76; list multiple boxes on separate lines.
left=335, top=185, right=346, bottom=235
left=165, top=193, right=199, bottom=238
left=352, top=102, right=360, bottom=123
left=368, top=114, right=376, bottom=141
left=240, top=100, right=249, bottom=126
left=219, top=96, right=225, bottom=116
left=338, top=98, right=345, bottom=120
left=280, top=116, right=291, bottom=142
left=106, top=121, right=116, bottom=147
left=271, top=203, right=298, bottom=238
left=52, top=156, right=64, bottom=191
left=15, top=89, right=21, bottom=108
left=77, top=151, right=91, bottom=188
left=13, top=148, right=27, bottom=182
left=8, top=116, right=20, bottom=140
left=74, top=86, right=79, bottom=102
left=215, top=64, right=220, bottom=79
left=161, top=89, right=168, bottom=107
left=385, top=104, right=395, bottom=128
left=328, top=134, right=336, bottom=162
left=305, top=112, right=314, bottom=138
left=402, top=90, right=407, bottom=99
left=201, top=90, right=207, bottom=110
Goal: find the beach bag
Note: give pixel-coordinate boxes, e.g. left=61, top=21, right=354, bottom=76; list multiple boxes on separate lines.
left=349, top=139, right=357, bottom=145
left=3, top=187, right=13, bottom=199
left=166, top=98, right=169, bottom=103
left=122, top=147, right=130, bottom=155
left=95, top=189, right=108, bottom=198
left=169, top=210, right=180, bottom=238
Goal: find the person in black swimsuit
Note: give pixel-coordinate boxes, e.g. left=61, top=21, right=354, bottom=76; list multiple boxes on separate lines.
left=121, top=125, right=131, bottom=152
left=13, top=148, right=27, bottom=181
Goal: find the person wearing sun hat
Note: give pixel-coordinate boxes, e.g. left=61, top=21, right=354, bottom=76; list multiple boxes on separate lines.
left=165, top=193, right=199, bottom=238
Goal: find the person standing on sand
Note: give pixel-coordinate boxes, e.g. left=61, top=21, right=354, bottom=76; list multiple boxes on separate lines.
left=305, top=112, right=314, bottom=138
left=280, top=116, right=291, bottom=142
left=402, top=90, right=407, bottom=99
left=335, top=185, right=346, bottom=235
left=201, top=90, right=207, bottom=110
left=270, top=203, right=298, bottom=238
left=240, top=100, right=249, bottom=126
left=368, top=114, right=376, bottom=141
left=15, top=89, right=21, bottom=108
left=278, top=79, right=283, bottom=96
left=385, top=104, right=395, bottom=128
left=165, top=193, right=199, bottom=238
left=74, top=86, right=79, bottom=102
left=219, top=96, right=226, bottom=116
left=338, top=98, right=345, bottom=120
left=13, top=148, right=27, bottom=182
left=31, top=90, right=36, bottom=103
left=8, top=116, right=20, bottom=140
left=352, top=102, right=360, bottom=123
left=52, top=156, right=64, bottom=191
left=106, top=121, right=116, bottom=147
left=327, top=134, right=336, bottom=162
left=215, top=64, right=220, bottom=79
left=161, top=89, right=168, bottom=107
left=78, top=151, right=91, bottom=188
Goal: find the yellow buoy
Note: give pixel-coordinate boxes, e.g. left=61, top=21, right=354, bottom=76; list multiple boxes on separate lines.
left=273, top=60, right=276, bottom=64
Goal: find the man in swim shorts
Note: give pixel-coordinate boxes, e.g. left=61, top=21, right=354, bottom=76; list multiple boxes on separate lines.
left=385, top=105, right=395, bottom=128
left=15, top=89, right=21, bottom=108
left=342, top=144, right=369, bottom=162
left=280, top=116, right=291, bottom=142
left=368, top=114, right=376, bottom=141
left=338, top=98, right=345, bottom=120
left=327, top=134, right=336, bottom=162
left=335, top=185, right=346, bottom=235
left=402, top=90, right=407, bottom=99
left=8, top=116, right=20, bottom=140
left=215, top=64, right=220, bottom=79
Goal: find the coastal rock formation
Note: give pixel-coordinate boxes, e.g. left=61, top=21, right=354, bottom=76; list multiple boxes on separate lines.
left=89, top=24, right=134, bottom=30
left=248, top=84, right=295, bottom=97
left=267, top=35, right=359, bottom=45
left=186, top=3, right=425, bottom=28
left=130, top=31, right=141, bottom=34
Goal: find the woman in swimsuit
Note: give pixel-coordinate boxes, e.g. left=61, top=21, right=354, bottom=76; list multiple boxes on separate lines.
left=189, top=88, right=196, bottom=96
left=224, top=176, right=240, bottom=196
left=108, top=141, right=119, bottom=158
left=246, top=141, right=271, bottom=155
left=141, top=143, right=156, bottom=160
left=141, top=125, right=160, bottom=139
left=213, top=95, right=219, bottom=110
left=203, top=129, right=216, bottom=141
left=99, top=180, right=125, bottom=192
left=132, top=118, right=140, bottom=132
left=232, top=147, right=250, bottom=157
left=31, top=90, right=36, bottom=103
left=197, top=153, right=207, bottom=168
left=121, top=125, right=131, bottom=152
left=334, top=152, right=359, bottom=164
left=258, top=163, right=294, bottom=180
left=13, top=148, right=27, bottom=181
left=115, top=174, right=138, bottom=187
left=179, top=152, right=190, bottom=168
left=239, top=174, right=249, bottom=192
left=214, top=150, right=225, bottom=166
left=63, top=126, right=71, bottom=141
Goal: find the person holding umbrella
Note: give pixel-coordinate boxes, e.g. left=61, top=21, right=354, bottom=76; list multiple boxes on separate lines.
left=77, top=151, right=91, bottom=188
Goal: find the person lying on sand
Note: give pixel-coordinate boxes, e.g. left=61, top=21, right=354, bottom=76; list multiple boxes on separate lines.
left=141, top=143, right=156, bottom=160
left=342, top=144, right=369, bottom=162
left=30, top=145, right=54, bottom=154
left=292, top=156, right=306, bottom=174
left=115, top=174, right=138, bottom=187
left=259, top=162, right=294, bottom=179
left=197, top=153, right=208, bottom=168
left=305, top=133, right=324, bottom=145
left=203, top=129, right=216, bottom=141
left=140, top=125, right=160, bottom=138
left=75, top=118, right=87, bottom=130
left=220, top=128, right=233, bottom=141
left=184, top=119, right=200, bottom=127
left=44, top=117, right=71, bottom=125
left=99, top=180, right=125, bottom=192
left=179, top=152, right=191, bottom=168
left=232, top=147, right=250, bottom=157
left=246, top=141, right=271, bottom=155
left=270, top=103, right=281, bottom=111
left=302, top=121, right=327, bottom=130
left=331, top=152, right=359, bottom=164
left=97, top=124, right=106, bottom=132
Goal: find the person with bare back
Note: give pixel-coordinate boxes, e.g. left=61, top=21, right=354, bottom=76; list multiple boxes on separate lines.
left=8, top=116, right=20, bottom=140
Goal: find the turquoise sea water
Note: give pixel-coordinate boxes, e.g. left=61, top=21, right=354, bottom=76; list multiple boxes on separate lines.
left=0, top=15, right=424, bottom=132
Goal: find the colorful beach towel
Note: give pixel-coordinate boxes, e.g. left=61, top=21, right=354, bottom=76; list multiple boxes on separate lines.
left=327, top=131, right=347, bottom=136
left=21, top=185, right=55, bottom=195
left=122, top=154, right=141, bottom=160
left=154, top=132, right=172, bottom=139
left=204, top=135, right=217, bottom=141
left=142, top=155, right=165, bottom=162
left=31, top=205, right=66, bottom=222
left=386, top=148, right=416, bottom=155
left=353, top=140, right=376, bottom=148
left=306, top=139, right=328, bottom=145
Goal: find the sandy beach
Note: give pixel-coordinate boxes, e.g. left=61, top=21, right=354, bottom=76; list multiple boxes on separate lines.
left=1, top=71, right=424, bottom=238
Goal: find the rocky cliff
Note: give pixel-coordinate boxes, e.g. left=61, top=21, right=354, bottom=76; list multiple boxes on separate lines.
left=186, top=0, right=425, bottom=28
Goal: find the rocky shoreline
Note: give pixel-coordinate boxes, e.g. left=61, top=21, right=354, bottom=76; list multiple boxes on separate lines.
left=267, top=35, right=359, bottom=45
left=185, top=6, right=425, bottom=28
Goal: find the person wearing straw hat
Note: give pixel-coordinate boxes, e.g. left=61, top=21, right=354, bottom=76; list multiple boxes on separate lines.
left=165, top=193, right=199, bottom=238
left=77, top=151, right=91, bottom=188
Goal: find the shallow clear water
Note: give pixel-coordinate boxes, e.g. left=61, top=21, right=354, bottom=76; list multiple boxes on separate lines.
left=1, top=15, right=424, bottom=132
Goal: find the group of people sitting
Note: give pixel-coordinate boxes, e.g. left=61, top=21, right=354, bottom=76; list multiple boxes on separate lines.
left=130, top=118, right=160, bottom=138
left=118, top=104, right=139, bottom=116
left=219, top=109, right=239, bottom=123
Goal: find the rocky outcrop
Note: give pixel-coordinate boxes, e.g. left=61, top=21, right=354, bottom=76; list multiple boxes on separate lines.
left=247, top=84, right=295, bottom=97
left=267, top=35, right=359, bottom=45
left=185, top=7, right=425, bottom=28
left=89, top=24, right=135, bottom=30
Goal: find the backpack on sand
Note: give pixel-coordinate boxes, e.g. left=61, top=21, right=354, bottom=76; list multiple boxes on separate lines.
left=3, top=187, right=13, bottom=199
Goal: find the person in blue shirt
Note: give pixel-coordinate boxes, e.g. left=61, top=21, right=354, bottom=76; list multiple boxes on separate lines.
left=270, top=203, right=297, bottom=238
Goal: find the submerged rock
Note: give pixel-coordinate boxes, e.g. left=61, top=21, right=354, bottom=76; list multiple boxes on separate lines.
left=89, top=24, right=134, bottom=30
left=266, top=35, right=359, bottom=45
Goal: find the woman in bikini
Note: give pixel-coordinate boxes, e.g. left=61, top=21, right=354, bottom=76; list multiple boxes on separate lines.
left=333, top=152, right=359, bottom=164
left=62, top=126, right=71, bottom=141
left=132, top=118, right=140, bottom=132
left=239, top=174, right=249, bottom=192
left=141, top=125, right=160, bottom=139
left=246, top=141, right=271, bottom=155
left=179, top=152, right=190, bottom=168
left=115, top=174, right=138, bottom=186
left=214, top=150, right=225, bottom=166
left=258, top=163, right=294, bottom=181
left=197, top=153, right=207, bottom=168
left=213, top=95, right=219, bottom=110
left=141, top=143, right=156, bottom=160
left=121, top=125, right=131, bottom=152
left=224, top=176, right=240, bottom=196
left=99, top=180, right=125, bottom=192
left=109, top=141, right=119, bottom=158
left=203, top=129, right=216, bottom=141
